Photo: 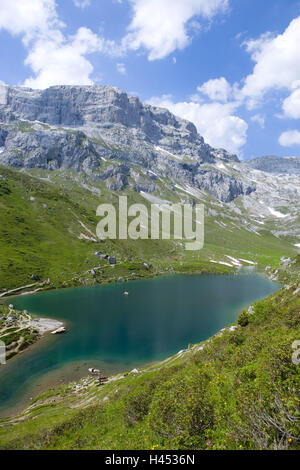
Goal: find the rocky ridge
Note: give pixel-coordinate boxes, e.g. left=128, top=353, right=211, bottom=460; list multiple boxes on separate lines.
left=0, top=84, right=299, bottom=245
left=245, top=155, right=300, bottom=174
left=0, top=84, right=254, bottom=202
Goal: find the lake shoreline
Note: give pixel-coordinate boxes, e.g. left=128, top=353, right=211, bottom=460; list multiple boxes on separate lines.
left=0, top=305, right=65, bottom=364
left=0, top=264, right=237, bottom=362
left=0, top=264, right=269, bottom=367
left=0, top=260, right=236, bottom=301
left=0, top=270, right=280, bottom=419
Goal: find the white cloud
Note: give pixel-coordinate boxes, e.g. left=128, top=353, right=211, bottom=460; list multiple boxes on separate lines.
left=197, top=77, right=232, bottom=102
left=0, top=0, right=120, bottom=88
left=0, top=0, right=61, bottom=40
left=279, top=130, right=300, bottom=147
left=242, top=16, right=300, bottom=106
left=282, top=87, right=300, bottom=119
left=251, top=113, right=265, bottom=128
left=148, top=16, right=300, bottom=153
left=24, top=27, right=119, bottom=88
left=73, top=0, right=91, bottom=8
left=24, top=28, right=105, bottom=88
left=124, top=0, right=229, bottom=60
left=116, top=62, right=127, bottom=75
left=148, top=94, right=247, bottom=155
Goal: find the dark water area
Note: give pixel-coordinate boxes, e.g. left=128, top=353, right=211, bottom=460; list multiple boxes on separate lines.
left=0, top=273, right=279, bottom=416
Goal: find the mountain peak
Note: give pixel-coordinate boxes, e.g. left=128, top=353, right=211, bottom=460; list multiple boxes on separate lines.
left=0, top=84, right=252, bottom=202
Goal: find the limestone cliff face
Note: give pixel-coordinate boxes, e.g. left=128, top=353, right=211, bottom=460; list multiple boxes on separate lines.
left=0, top=84, right=255, bottom=202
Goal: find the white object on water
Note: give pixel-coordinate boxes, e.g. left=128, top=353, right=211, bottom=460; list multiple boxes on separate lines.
left=89, top=368, right=101, bottom=374
left=51, top=327, right=66, bottom=335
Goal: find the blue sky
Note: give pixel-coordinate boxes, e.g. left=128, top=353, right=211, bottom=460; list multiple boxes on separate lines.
left=0, top=0, right=300, bottom=159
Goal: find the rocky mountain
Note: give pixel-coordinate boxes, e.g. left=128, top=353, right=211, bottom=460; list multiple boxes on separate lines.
left=0, top=84, right=254, bottom=202
left=245, top=155, right=300, bottom=174
left=0, top=84, right=299, bottom=246
left=0, top=83, right=299, bottom=297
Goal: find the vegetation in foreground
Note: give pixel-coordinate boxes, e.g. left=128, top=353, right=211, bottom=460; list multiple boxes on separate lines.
left=0, top=256, right=299, bottom=451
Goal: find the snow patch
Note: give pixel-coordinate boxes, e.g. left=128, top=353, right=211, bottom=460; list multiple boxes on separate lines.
left=209, top=259, right=233, bottom=267
left=215, top=221, right=227, bottom=228
left=225, top=255, right=242, bottom=266
left=218, top=261, right=233, bottom=267
left=174, top=183, right=206, bottom=201
left=140, top=192, right=171, bottom=205
left=81, top=182, right=101, bottom=194
left=217, top=162, right=226, bottom=170
left=239, top=258, right=257, bottom=265
left=155, top=146, right=182, bottom=161
left=78, top=233, right=97, bottom=242
left=268, top=207, right=289, bottom=218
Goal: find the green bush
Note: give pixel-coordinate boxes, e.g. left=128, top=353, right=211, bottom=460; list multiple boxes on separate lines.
left=238, top=311, right=249, bottom=327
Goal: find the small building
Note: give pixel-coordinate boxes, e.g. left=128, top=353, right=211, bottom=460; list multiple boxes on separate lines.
left=108, top=256, right=117, bottom=266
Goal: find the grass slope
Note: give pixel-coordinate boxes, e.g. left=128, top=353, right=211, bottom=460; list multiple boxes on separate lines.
left=0, top=166, right=234, bottom=293
left=0, top=166, right=295, bottom=295
left=0, top=257, right=299, bottom=450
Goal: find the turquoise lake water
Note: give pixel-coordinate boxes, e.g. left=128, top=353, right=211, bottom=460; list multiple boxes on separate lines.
left=0, top=273, right=279, bottom=416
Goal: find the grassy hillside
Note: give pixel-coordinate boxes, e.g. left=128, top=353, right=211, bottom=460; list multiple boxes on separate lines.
left=0, top=165, right=299, bottom=450
left=0, top=256, right=299, bottom=450
left=0, top=166, right=229, bottom=293
left=0, top=165, right=295, bottom=296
